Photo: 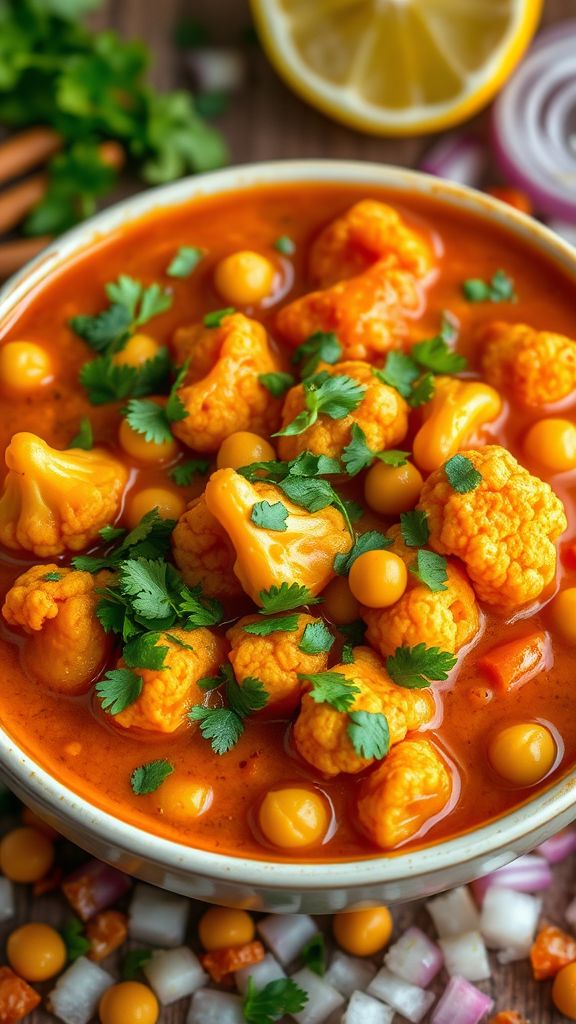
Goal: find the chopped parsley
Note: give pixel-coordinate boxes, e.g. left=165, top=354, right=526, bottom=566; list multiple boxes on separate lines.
left=299, top=670, right=359, bottom=712
left=203, top=307, right=235, bottom=327
left=96, top=669, right=143, bottom=715
left=409, top=549, right=448, bottom=592
left=189, top=666, right=268, bottom=755
left=251, top=500, right=289, bottom=532
left=411, top=314, right=467, bottom=374
left=291, top=331, right=343, bottom=379
left=400, top=510, right=429, bottom=548
left=123, top=361, right=189, bottom=442
left=60, top=918, right=90, bottom=963
left=70, top=275, right=172, bottom=354
left=386, top=643, right=457, bottom=689
left=339, top=619, right=367, bottom=664
left=167, top=246, right=204, bottom=278
left=69, top=416, right=93, bottom=450
left=258, top=371, right=295, bottom=397
left=347, top=710, right=390, bottom=760
left=334, top=530, right=391, bottom=576
left=259, top=582, right=320, bottom=614
left=123, top=631, right=170, bottom=671
left=275, top=371, right=366, bottom=437
left=169, top=459, right=211, bottom=486
left=445, top=454, right=483, bottom=493
left=299, top=620, right=335, bottom=655
left=122, top=949, right=153, bottom=981
left=274, top=235, right=296, bottom=255
left=80, top=346, right=172, bottom=405
left=243, top=977, right=308, bottom=1024
left=42, top=571, right=62, bottom=582
left=462, top=269, right=516, bottom=303
left=375, top=350, right=420, bottom=398
left=301, top=933, right=326, bottom=976
left=72, top=508, right=176, bottom=574
left=243, top=614, right=300, bottom=637
left=342, top=423, right=409, bottom=476
left=131, top=759, right=174, bottom=795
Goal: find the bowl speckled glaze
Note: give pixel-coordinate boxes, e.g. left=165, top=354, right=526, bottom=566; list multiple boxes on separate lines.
left=1, top=160, right=575, bottom=913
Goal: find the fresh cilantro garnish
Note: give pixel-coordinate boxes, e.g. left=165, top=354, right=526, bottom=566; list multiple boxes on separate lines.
left=169, top=459, right=211, bottom=486
left=445, top=454, right=482, bottom=493
left=71, top=275, right=172, bottom=354
left=238, top=451, right=353, bottom=535
left=334, top=530, right=391, bottom=576
left=462, top=269, right=516, bottom=303
left=375, top=314, right=465, bottom=407
left=412, top=330, right=467, bottom=375
left=291, top=331, right=343, bottom=379
left=409, top=549, right=448, bottom=592
left=258, top=372, right=295, bottom=397
left=124, top=361, right=189, bottom=442
left=131, top=759, right=174, bottom=795
left=342, top=423, right=409, bottom=476
left=274, top=235, right=296, bottom=256
left=243, top=614, right=300, bottom=637
left=123, top=632, right=169, bottom=671
left=122, top=949, right=153, bottom=981
left=259, top=582, right=320, bottom=614
left=386, top=643, right=457, bottom=688
left=409, top=372, right=435, bottom=408
left=243, top=977, right=308, bottom=1024
left=374, top=351, right=419, bottom=398
left=42, top=571, right=62, bottom=582
left=80, top=346, right=172, bottom=405
left=60, top=918, right=90, bottom=963
left=69, top=416, right=93, bottom=450
left=299, top=620, right=335, bottom=655
left=276, top=372, right=366, bottom=437
left=70, top=304, right=131, bottom=354
left=167, top=246, right=204, bottom=278
left=400, top=510, right=429, bottom=548
left=100, top=525, right=126, bottom=543
left=73, top=509, right=175, bottom=574
left=347, top=710, right=390, bottom=760
left=96, top=669, right=143, bottom=716
left=189, top=666, right=268, bottom=755
left=339, top=619, right=367, bottom=663
left=251, top=500, right=289, bottom=532
left=301, top=933, right=326, bottom=976
left=203, top=307, right=235, bottom=327
left=299, top=670, right=359, bottom=711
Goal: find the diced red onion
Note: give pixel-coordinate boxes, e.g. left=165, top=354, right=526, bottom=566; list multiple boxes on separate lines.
left=61, top=858, right=131, bottom=921
left=257, top=914, right=317, bottom=966
left=368, top=968, right=435, bottom=1023
left=565, top=897, right=576, bottom=931
left=0, top=877, right=14, bottom=922
left=185, top=48, right=246, bottom=94
left=384, top=927, right=443, bottom=987
left=324, top=950, right=377, bottom=997
left=426, top=887, right=480, bottom=938
left=128, top=883, right=190, bottom=948
left=431, top=976, right=493, bottom=1024
left=235, top=952, right=286, bottom=995
left=290, top=967, right=345, bottom=1024
left=47, top=957, right=114, bottom=1024
left=342, top=991, right=395, bottom=1024
left=144, top=947, right=208, bottom=1005
left=471, top=855, right=552, bottom=904
left=439, top=931, right=491, bottom=982
left=420, top=135, right=487, bottom=188
left=479, top=887, right=541, bottom=954
left=535, top=828, right=576, bottom=863
left=187, top=989, right=245, bottom=1024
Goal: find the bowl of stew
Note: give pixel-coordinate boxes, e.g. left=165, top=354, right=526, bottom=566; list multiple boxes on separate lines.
left=0, top=160, right=575, bottom=913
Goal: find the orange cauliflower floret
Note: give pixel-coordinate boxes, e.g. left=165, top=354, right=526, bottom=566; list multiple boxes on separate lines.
left=114, top=627, right=227, bottom=734
left=309, top=199, right=435, bottom=288
left=419, top=446, right=567, bottom=608
left=363, top=526, right=480, bottom=658
left=171, top=312, right=284, bottom=451
left=277, top=360, right=409, bottom=462
left=480, top=322, right=576, bottom=407
left=204, top=468, right=352, bottom=605
left=293, top=647, right=435, bottom=777
left=226, top=613, right=330, bottom=713
left=275, top=261, right=423, bottom=361
left=357, top=737, right=452, bottom=849
left=0, top=432, right=127, bottom=557
left=2, top=564, right=113, bottom=694
left=171, top=495, right=243, bottom=601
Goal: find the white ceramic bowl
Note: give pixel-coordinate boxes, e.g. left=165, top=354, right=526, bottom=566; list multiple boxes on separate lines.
left=1, top=160, right=576, bottom=913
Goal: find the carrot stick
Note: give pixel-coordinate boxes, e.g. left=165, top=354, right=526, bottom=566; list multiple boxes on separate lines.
left=0, top=173, right=48, bottom=234
left=0, top=127, right=61, bottom=185
left=479, top=631, right=550, bottom=692
left=0, top=236, right=53, bottom=280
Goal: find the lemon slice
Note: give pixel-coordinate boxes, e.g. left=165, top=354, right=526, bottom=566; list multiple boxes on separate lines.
left=251, top=0, right=543, bottom=135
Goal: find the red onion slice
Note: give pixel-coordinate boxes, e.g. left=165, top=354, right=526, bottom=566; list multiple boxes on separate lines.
left=420, top=135, right=487, bottom=189
left=470, top=854, right=552, bottom=903
left=535, top=827, right=576, bottom=863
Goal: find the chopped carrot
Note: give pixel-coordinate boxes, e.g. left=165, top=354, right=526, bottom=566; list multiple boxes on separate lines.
left=201, top=940, right=266, bottom=983
left=486, top=186, right=533, bottom=216
left=0, top=966, right=41, bottom=1022
left=488, top=1013, right=529, bottom=1024
left=33, top=864, right=62, bottom=896
left=530, top=925, right=576, bottom=980
left=479, top=631, right=550, bottom=692
left=87, top=910, right=128, bottom=962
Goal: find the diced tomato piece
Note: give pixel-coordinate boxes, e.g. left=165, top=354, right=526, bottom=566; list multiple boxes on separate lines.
left=87, top=910, right=128, bottom=962
left=201, top=940, right=265, bottom=983
left=530, top=925, right=576, bottom=980
left=0, top=966, right=41, bottom=1022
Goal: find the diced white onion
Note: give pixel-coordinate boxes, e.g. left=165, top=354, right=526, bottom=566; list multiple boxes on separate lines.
left=187, top=989, right=245, bottom=1024
left=186, top=48, right=247, bottom=93
left=430, top=975, right=493, bottom=1024
left=257, top=914, right=317, bottom=966
left=342, top=991, right=396, bottom=1024
left=368, top=968, right=435, bottom=1023
left=324, top=950, right=377, bottom=997
left=0, top=876, right=15, bottom=922
left=144, top=947, right=208, bottom=1005
left=426, top=887, right=480, bottom=938
left=235, top=952, right=286, bottom=995
left=439, top=931, right=491, bottom=982
left=128, top=883, right=189, bottom=947
left=480, top=886, right=541, bottom=955
left=384, top=926, right=443, bottom=987
left=47, top=957, right=114, bottom=1024
left=290, top=966, right=345, bottom=1024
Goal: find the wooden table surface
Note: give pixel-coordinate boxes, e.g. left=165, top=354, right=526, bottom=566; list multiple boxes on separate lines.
left=4, top=1, right=576, bottom=1021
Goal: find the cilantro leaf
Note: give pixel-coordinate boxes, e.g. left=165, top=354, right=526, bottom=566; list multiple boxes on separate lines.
left=374, top=351, right=419, bottom=398
left=445, top=454, right=483, bottom=493
left=292, top=331, right=343, bottom=379
left=227, top=674, right=269, bottom=717
left=299, top=620, right=335, bottom=655
left=299, top=670, right=359, bottom=711
left=119, top=558, right=173, bottom=620
left=377, top=450, right=410, bottom=467
left=409, top=372, right=435, bottom=408
left=259, top=583, right=320, bottom=614
left=276, top=372, right=366, bottom=437
left=339, top=619, right=366, bottom=664
left=43, top=571, right=62, bottom=582
left=243, top=977, right=308, bottom=1024
left=251, top=500, right=289, bottom=532
left=301, top=933, right=326, bottom=976
left=125, top=398, right=173, bottom=443
left=412, top=329, right=467, bottom=375
left=386, top=643, right=457, bottom=688
left=400, top=510, right=429, bottom=548
left=80, top=347, right=171, bottom=405
left=204, top=307, right=235, bottom=327
left=334, top=530, right=391, bottom=576
left=69, top=416, right=93, bottom=450
left=274, top=235, right=295, bottom=255
left=342, top=423, right=408, bottom=475
left=60, top=918, right=90, bottom=963
left=462, top=269, right=516, bottom=303
left=258, top=372, right=295, bottom=397
left=169, top=459, right=210, bottom=486
left=167, top=245, right=204, bottom=278
left=70, top=304, right=131, bottom=353
left=77, top=509, right=176, bottom=575
left=243, top=614, right=300, bottom=637
left=71, top=276, right=172, bottom=355
left=189, top=668, right=267, bottom=755
left=347, top=710, right=390, bottom=760
left=409, top=549, right=449, bottom=592
left=122, top=949, right=152, bottom=981
left=123, top=632, right=169, bottom=671
left=131, top=759, right=174, bottom=795
left=96, top=669, right=142, bottom=716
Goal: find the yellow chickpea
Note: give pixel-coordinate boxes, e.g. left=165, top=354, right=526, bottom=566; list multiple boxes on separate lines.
left=553, top=963, right=576, bottom=1020
left=112, top=334, right=160, bottom=368
left=118, top=417, right=178, bottom=464
left=157, top=776, right=213, bottom=822
left=548, top=588, right=576, bottom=645
left=348, top=550, right=408, bottom=609
left=7, top=923, right=66, bottom=981
left=364, top=461, right=423, bottom=516
left=0, top=340, right=53, bottom=392
left=258, top=787, right=330, bottom=850
left=524, top=418, right=576, bottom=473
left=488, top=722, right=557, bottom=786
left=125, top=487, right=185, bottom=529
left=99, top=982, right=159, bottom=1024
left=322, top=577, right=360, bottom=625
left=333, top=906, right=393, bottom=957
left=198, top=907, right=255, bottom=951
left=217, top=431, right=276, bottom=471
left=0, top=826, right=54, bottom=883
left=214, top=250, right=276, bottom=306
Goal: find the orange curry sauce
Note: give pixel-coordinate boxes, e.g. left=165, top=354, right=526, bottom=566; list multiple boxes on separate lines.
left=0, top=183, right=575, bottom=861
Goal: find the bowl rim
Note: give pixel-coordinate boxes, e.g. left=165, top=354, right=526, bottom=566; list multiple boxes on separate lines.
left=1, top=157, right=576, bottom=890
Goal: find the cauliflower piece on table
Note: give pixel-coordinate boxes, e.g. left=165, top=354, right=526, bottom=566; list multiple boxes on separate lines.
left=480, top=322, right=576, bottom=407
left=114, top=627, right=227, bottom=734
left=2, top=564, right=113, bottom=694
left=357, top=737, right=452, bottom=849
left=0, top=432, right=127, bottom=557
left=419, top=446, right=567, bottom=608
left=363, top=526, right=480, bottom=658
left=171, top=312, right=284, bottom=451
left=293, top=647, right=435, bottom=777
left=309, top=199, right=435, bottom=288
left=171, top=495, right=243, bottom=601
left=277, top=360, right=408, bottom=463
left=275, top=261, right=423, bottom=362
left=227, top=613, right=330, bottom=713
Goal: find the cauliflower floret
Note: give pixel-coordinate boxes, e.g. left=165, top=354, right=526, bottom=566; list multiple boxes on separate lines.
left=2, top=564, right=112, bottom=694
left=363, top=526, right=480, bottom=658
left=227, top=613, right=329, bottom=712
left=419, top=446, right=567, bottom=608
left=0, top=432, right=127, bottom=557
left=277, top=360, right=409, bottom=462
left=171, top=312, right=285, bottom=451
left=480, top=322, right=576, bottom=407
left=114, top=627, right=227, bottom=734
left=357, top=738, right=452, bottom=849
left=309, top=199, right=435, bottom=288
left=204, top=468, right=352, bottom=605
left=275, top=261, right=423, bottom=362
left=172, top=495, right=243, bottom=600
left=293, top=647, right=435, bottom=777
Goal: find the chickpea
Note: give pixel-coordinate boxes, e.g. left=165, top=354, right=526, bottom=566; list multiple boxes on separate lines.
left=198, top=907, right=255, bottom=951
left=99, top=982, right=159, bottom=1024
left=348, top=550, right=408, bottom=609
left=0, top=340, right=53, bottom=392
left=413, top=380, right=502, bottom=474
left=217, top=431, right=276, bottom=471
left=258, top=787, right=330, bottom=849
left=488, top=722, right=556, bottom=786
left=554, top=962, right=576, bottom=1020
left=157, top=776, right=213, bottom=822
left=322, top=577, right=360, bottom=625
left=333, top=906, right=393, bottom=956
left=119, top=417, right=178, bottom=464
left=7, top=923, right=66, bottom=981
left=214, top=251, right=276, bottom=306
left=364, top=461, right=423, bottom=516
left=549, top=588, right=576, bottom=645
left=524, top=418, right=576, bottom=473
left=0, top=826, right=54, bottom=883
left=112, top=334, right=160, bottom=368
left=125, top=487, right=185, bottom=530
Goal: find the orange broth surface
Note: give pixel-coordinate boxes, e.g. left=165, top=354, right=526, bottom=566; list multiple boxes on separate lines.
left=0, top=181, right=575, bottom=862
